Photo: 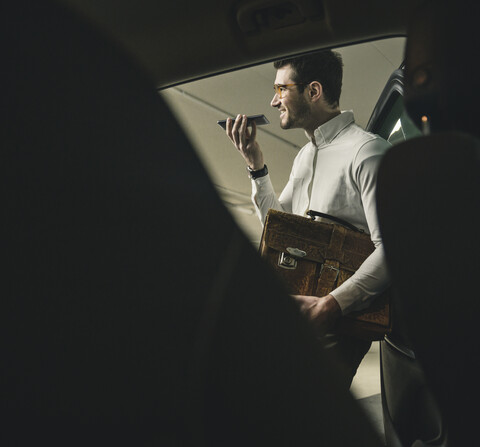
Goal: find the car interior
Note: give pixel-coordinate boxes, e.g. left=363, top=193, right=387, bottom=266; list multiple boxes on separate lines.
left=2, top=0, right=478, bottom=445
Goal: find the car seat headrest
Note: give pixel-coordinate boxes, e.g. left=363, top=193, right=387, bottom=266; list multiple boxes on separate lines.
left=404, top=0, right=478, bottom=137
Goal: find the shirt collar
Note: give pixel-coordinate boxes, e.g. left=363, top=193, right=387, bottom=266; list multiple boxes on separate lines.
left=308, top=110, right=355, bottom=147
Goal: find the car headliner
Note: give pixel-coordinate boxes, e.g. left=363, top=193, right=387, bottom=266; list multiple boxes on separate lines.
left=58, top=0, right=422, bottom=88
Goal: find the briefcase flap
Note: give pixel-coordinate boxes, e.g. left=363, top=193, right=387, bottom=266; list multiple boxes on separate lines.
left=261, top=209, right=375, bottom=272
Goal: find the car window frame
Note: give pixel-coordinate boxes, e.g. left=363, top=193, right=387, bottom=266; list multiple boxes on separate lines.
left=366, top=67, right=421, bottom=143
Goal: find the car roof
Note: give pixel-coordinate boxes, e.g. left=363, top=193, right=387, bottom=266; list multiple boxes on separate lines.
left=58, top=0, right=422, bottom=88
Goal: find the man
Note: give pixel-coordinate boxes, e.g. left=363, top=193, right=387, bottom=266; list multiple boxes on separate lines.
left=226, top=50, right=390, bottom=386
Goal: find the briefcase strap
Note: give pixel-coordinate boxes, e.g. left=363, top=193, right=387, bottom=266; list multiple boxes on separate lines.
left=316, top=260, right=341, bottom=297
left=307, top=210, right=364, bottom=233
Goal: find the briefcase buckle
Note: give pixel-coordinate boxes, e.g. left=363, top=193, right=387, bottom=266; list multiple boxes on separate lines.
left=278, top=247, right=306, bottom=270
left=278, top=252, right=297, bottom=269
left=319, top=263, right=340, bottom=283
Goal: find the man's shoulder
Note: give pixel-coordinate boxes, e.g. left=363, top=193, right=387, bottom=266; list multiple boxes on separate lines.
left=341, top=122, right=391, bottom=155
left=345, top=122, right=388, bottom=145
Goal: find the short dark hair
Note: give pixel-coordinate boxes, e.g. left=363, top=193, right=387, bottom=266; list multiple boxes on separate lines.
left=273, top=50, right=343, bottom=107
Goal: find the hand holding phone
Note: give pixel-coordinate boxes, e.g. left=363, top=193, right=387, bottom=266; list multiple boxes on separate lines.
left=222, top=114, right=265, bottom=169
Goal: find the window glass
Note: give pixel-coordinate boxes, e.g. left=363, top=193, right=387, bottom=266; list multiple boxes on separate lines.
left=377, top=92, right=421, bottom=144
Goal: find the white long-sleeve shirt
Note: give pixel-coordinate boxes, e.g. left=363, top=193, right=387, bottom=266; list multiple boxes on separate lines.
left=252, top=111, right=390, bottom=314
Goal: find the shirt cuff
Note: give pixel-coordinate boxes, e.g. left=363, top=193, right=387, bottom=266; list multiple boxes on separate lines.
left=251, top=173, right=272, bottom=189
left=330, top=281, right=375, bottom=315
left=251, top=174, right=273, bottom=204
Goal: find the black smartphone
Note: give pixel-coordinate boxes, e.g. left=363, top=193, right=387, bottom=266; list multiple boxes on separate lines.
left=217, top=114, right=269, bottom=130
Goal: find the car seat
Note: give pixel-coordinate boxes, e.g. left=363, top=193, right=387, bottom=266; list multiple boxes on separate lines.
left=376, top=132, right=480, bottom=446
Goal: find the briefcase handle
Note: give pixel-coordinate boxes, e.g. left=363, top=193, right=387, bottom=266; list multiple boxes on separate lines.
left=306, top=210, right=364, bottom=233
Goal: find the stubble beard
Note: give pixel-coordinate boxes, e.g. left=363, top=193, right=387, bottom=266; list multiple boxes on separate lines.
left=280, top=97, right=311, bottom=130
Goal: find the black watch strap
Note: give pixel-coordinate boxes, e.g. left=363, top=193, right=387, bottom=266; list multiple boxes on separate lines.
left=247, top=164, right=268, bottom=180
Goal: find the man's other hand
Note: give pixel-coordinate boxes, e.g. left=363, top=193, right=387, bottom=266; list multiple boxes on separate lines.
left=292, top=294, right=342, bottom=336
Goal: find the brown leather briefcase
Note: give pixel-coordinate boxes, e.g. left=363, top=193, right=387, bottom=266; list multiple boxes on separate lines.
left=259, top=209, right=392, bottom=341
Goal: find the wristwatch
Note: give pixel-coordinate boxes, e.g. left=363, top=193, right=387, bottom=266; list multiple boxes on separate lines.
left=246, top=164, right=268, bottom=180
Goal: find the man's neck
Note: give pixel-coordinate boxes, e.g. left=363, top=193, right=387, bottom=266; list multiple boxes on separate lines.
left=305, top=109, right=341, bottom=138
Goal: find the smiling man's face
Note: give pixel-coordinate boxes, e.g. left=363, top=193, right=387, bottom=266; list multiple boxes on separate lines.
left=270, top=65, right=311, bottom=131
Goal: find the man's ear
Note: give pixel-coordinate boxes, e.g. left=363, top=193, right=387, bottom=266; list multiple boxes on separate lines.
left=307, top=81, right=323, bottom=102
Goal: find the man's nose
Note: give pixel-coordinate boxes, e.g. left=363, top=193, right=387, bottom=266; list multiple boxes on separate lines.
left=270, top=93, right=280, bottom=108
